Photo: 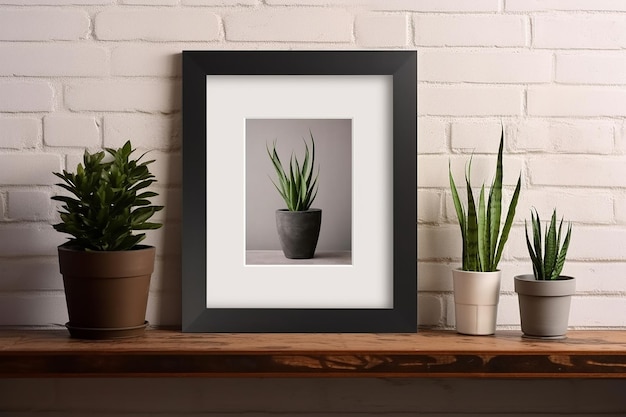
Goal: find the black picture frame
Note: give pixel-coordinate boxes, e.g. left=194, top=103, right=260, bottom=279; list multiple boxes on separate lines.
left=182, top=51, right=417, bottom=332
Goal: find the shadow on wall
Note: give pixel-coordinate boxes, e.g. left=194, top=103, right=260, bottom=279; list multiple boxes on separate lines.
left=149, top=75, right=183, bottom=327
left=0, top=68, right=183, bottom=328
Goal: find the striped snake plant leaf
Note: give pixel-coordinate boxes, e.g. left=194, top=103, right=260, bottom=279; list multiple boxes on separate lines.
left=492, top=175, right=521, bottom=270
left=531, top=209, right=545, bottom=279
left=477, top=185, right=488, bottom=272
left=465, top=164, right=480, bottom=271
left=551, top=220, right=572, bottom=280
left=449, top=163, right=468, bottom=270
left=448, top=127, right=521, bottom=272
left=488, top=130, right=504, bottom=269
left=544, top=210, right=559, bottom=280
left=525, top=219, right=541, bottom=279
left=525, top=208, right=572, bottom=280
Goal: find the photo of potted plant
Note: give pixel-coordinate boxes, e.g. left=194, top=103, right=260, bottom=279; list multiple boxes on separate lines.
left=449, top=128, right=522, bottom=335
left=52, top=141, right=163, bottom=339
left=515, top=209, right=575, bottom=339
left=267, top=131, right=321, bottom=259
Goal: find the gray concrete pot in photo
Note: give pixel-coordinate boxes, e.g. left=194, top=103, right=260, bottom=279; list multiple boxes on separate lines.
left=514, top=274, right=576, bottom=340
left=275, top=208, right=322, bottom=259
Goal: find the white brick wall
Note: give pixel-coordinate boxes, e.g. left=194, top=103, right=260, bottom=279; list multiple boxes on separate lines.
left=528, top=86, right=626, bottom=116
left=224, top=9, right=353, bottom=42
left=556, top=52, right=626, bottom=85
left=533, top=16, right=626, bottom=49
left=7, top=189, right=55, bottom=221
left=506, top=0, right=626, bottom=12
left=420, top=154, right=523, bottom=188
left=0, top=0, right=626, bottom=334
left=528, top=156, right=626, bottom=187
left=355, top=13, right=408, bottom=47
left=419, top=86, right=524, bottom=116
left=420, top=51, right=552, bottom=84
left=0, top=154, right=60, bottom=185
left=65, top=80, right=180, bottom=112
left=414, top=15, right=527, bottom=47
left=0, top=82, right=54, bottom=112
left=111, top=45, right=183, bottom=77
left=510, top=120, right=614, bottom=154
left=417, top=118, right=446, bottom=154
left=451, top=121, right=504, bottom=152
left=95, top=9, right=221, bottom=41
left=0, top=9, right=89, bottom=41
left=1, top=0, right=112, bottom=4
left=104, top=114, right=180, bottom=150
left=0, top=117, right=40, bottom=149
left=0, top=45, right=108, bottom=77
left=0, top=0, right=624, bottom=377
left=44, top=114, right=99, bottom=147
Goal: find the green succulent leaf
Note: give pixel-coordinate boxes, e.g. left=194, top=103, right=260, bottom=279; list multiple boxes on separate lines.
left=51, top=140, right=163, bottom=251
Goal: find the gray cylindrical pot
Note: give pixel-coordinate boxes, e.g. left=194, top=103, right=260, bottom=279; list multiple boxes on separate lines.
left=514, top=274, right=576, bottom=339
left=275, top=208, right=322, bottom=259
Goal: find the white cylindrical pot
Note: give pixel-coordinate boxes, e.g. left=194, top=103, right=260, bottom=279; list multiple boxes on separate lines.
left=452, top=269, right=502, bottom=336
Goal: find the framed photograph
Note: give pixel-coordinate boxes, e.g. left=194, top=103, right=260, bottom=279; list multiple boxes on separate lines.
left=182, top=51, right=417, bottom=332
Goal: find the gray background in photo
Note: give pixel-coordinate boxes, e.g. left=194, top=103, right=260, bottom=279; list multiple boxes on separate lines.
left=246, top=119, right=352, bottom=251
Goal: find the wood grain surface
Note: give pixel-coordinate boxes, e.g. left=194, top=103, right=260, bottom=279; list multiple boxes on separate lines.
left=1, top=329, right=625, bottom=378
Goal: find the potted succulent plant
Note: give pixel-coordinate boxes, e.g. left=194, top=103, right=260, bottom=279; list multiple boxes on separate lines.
left=449, top=128, right=521, bottom=335
left=52, top=141, right=163, bottom=339
left=515, top=209, right=574, bottom=339
left=267, top=131, right=320, bottom=259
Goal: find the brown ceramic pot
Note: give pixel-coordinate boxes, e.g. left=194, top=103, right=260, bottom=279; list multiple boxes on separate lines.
left=58, top=245, right=155, bottom=339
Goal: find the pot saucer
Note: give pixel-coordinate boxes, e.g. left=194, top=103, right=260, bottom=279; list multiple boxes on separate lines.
left=522, top=333, right=567, bottom=341
left=65, top=321, right=149, bottom=339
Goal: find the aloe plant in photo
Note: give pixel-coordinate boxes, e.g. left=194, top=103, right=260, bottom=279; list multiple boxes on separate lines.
left=449, top=129, right=522, bottom=272
left=267, top=130, right=322, bottom=259
left=525, top=208, right=572, bottom=281
left=266, top=130, right=319, bottom=212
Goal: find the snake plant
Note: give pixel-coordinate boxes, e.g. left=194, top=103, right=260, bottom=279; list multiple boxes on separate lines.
left=525, top=209, right=572, bottom=280
left=267, top=131, right=319, bottom=211
left=449, top=128, right=522, bottom=272
left=52, top=141, right=163, bottom=251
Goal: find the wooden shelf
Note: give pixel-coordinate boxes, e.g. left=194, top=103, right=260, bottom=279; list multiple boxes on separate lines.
left=1, top=329, right=625, bottom=378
